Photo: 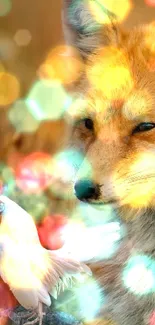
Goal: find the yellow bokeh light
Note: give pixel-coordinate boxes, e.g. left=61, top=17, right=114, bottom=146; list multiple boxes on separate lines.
left=88, top=0, right=132, bottom=24
left=122, top=181, right=155, bottom=209
left=129, top=152, right=155, bottom=175
left=113, top=151, right=155, bottom=211
left=87, top=47, right=134, bottom=100
left=124, top=152, right=155, bottom=208
left=38, top=45, right=84, bottom=85
left=0, top=72, right=20, bottom=106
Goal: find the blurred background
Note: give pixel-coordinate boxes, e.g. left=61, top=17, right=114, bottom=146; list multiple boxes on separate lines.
left=1, top=0, right=155, bottom=324
left=1, top=0, right=155, bottom=96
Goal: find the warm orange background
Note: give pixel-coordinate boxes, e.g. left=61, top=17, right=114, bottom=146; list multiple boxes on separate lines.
left=1, top=0, right=155, bottom=97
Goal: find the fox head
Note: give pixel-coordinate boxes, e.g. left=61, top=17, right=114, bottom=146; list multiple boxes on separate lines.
left=63, top=0, right=155, bottom=214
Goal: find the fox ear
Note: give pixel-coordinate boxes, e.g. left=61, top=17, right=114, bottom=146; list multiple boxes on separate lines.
left=62, top=0, right=121, bottom=59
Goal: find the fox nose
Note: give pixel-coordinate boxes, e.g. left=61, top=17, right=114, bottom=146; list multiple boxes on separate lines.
left=74, top=179, right=100, bottom=201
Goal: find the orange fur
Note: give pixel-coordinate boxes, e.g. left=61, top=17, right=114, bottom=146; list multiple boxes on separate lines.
left=68, top=21, right=155, bottom=213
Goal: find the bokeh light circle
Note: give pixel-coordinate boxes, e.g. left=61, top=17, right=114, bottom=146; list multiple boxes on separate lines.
left=73, top=276, right=103, bottom=322
left=87, top=47, right=133, bottom=101
left=0, top=72, right=20, bottom=106
left=145, top=0, right=155, bottom=6
left=0, top=0, right=12, bottom=16
left=88, top=0, right=132, bottom=24
left=14, top=29, right=32, bottom=47
left=0, top=277, right=18, bottom=325
left=0, top=36, right=18, bottom=60
left=15, top=152, right=53, bottom=194
left=37, top=214, right=67, bottom=250
left=78, top=201, right=116, bottom=226
left=48, top=149, right=92, bottom=200
left=8, top=99, right=39, bottom=133
left=0, top=163, right=16, bottom=196
left=51, top=149, right=85, bottom=182
left=8, top=188, right=51, bottom=224
left=122, top=255, right=155, bottom=295
left=26, top=80, right=72, bottom=121
left=38, top=45, right=83, bottom=85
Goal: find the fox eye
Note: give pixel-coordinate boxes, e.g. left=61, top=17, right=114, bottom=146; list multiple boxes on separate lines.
left=132, top=122, right=155, bottom=134
left=83, top=118, right=94, bottom=130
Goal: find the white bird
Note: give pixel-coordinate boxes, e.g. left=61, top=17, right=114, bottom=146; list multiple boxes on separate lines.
left=0, top=195, right=91, bottom=325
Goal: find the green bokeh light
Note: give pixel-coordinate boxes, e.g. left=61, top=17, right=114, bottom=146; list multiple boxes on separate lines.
left=0, top=0, right=12, bottom=16
left=8, top=188, right=50, bottom=223
left=53, top=149, right=86, bottom=179
left=26, top=80, right=72, bottom=121
left=8, top=99, right=39, bottom=133
left=0, top=163, right=16, bottom=195
left=55, top=275, right=104, bottom=322
left=78, top=201, right=117, bottom=226
left=122, top=255, right=155, bottom=295
left=75, top=276, right=103, bottom=321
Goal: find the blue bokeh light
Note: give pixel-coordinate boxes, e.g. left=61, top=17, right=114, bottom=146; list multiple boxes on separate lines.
left=122, top=255, right=155, bottom=295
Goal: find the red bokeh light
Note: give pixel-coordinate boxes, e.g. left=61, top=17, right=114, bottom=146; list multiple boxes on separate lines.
left=37, top=214, right=67, bottom=250
left=145, top=0, right=155, bottom=7
left=15, top=152, right=53, bottom=194
left=0, top=278, right=18, bottom=325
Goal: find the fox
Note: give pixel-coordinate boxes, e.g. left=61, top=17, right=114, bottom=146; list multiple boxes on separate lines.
left=61, top=1, right=155, bottom=325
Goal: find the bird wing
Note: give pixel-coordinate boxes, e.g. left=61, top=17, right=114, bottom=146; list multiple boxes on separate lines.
left=0, top=235, right=40, bottom=309
left=0, top=196, right=92, bottom=305
left=30, top=246, right=92, bottom=299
